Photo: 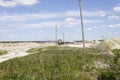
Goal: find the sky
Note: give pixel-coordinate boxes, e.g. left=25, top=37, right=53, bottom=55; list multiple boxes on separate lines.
left=0, top=0, right=120, bottom=41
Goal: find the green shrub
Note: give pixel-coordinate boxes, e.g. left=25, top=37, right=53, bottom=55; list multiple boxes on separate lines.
left=97, top=49, right=120, bottom=80
left=0, top=47, right=111, bottom=79
left=0, top=50, right=8, bottom=55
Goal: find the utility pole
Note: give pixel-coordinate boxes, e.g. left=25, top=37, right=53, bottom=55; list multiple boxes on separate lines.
left=63, top=32, right=64, bottom=42
left=69, top=34, right=71, bottom=42
left=78, top=0, right=85, bottom=53
left=55, top=25, right=58, bottom=46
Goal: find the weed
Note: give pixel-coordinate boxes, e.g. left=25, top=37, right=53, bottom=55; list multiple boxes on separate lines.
left=0, top=47, right=112, bottom=79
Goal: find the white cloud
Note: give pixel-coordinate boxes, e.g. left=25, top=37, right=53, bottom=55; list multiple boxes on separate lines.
left=108, top=25, right=116, bottom=28
left=99, top=24, right=120, bottom=28
left=0, top=29, right=14, bottom=32
left=64, top=17, right=75, bottom=22
left=0, top=10, right=103, bottom=24
left=100, top=25, right=106, bottom=28
left=98, top=24, right=120, bottom=28
left=0, top=0, right=39, bottom=7
left=64, top=18, right=76, bottom=27
left=94, top=26, right=98, bottom=29
left=83, top=11, right=98, bottom=17
left=118, top=24, right=120, bottom=26
left=108, top=15, right=119, bottom=19
left=63, top=18, right=102, bottom=27
left=83, top=19, right=102, bottom=23
left=4, top=21, right=60, bottom=29
left=65, top=10, right=79, bottom=17
left=1, top=18, right=102, bottom=30
left=0, top=10, right=102, bottom=31
left=65, top=10, right=98, bottom=17
left=0, top=11, right=102, bottom=29
left=39, top=30, right=43, bottom=33
left=86, top=28, right=93, bottom=31
left=114, top=32, right=118, bottom=34
left=113, top=6, right=120, bottom=11
left=108, top=24, right=120, bottom=28
left=98, top=11, right=106, bottom=17
left=65, top=10, right=106, bottom=17
left=0, top=12, right=63, bottom=22
left=108, top=32, right=118, bottom=35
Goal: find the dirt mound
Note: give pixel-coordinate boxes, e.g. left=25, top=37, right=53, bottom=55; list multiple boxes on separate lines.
left=96, top=39, right=120, bottom=54
left=0, top=42, right=55, bottom=63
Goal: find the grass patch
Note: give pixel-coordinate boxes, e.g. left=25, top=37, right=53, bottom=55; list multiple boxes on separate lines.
left=0, top=50, right=8, bottom=56
left=0, top=47, right=112, bottom=80
left=97, top=49, right=120, bottom=79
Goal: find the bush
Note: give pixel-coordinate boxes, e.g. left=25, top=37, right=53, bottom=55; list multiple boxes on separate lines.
left=97, top=49, right=120, bottom=80
left=0, top=50, right=8, bottom=55
left=0, top=73, right=27, bottom=80
left=0, top=47, right=111, bottom=79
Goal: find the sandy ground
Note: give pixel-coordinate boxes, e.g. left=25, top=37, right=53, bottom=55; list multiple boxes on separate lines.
left=0, top=42, right=95, bottom=63
left=0, top=42, right=55, bottom=63
left=0, top=42, right=97, bottom=63
left=0, top=38, right=120, bottom=63
left=65, top=43, right=95, bottom=48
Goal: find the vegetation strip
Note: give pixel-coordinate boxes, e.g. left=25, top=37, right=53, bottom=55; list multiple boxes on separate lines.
left=0, top=46, right=119, bottom=80
left=0, top=50, right=8, bottom=56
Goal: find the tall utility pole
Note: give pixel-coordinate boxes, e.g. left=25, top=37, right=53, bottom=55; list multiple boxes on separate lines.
left=78, top=0, right=85, bottom=53
left=63, top=32, right=64, bottom=42
left=69, top=34, right=71, bottom=42
left=55, top=25, right=58, bottom=46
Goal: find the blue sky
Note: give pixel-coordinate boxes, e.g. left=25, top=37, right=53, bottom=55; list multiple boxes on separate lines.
left=0, top=0, right=120, bottom=41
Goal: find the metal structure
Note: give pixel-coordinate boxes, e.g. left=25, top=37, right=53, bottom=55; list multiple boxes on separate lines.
left=55, top=25, right=58, bottom=46
left=78, top=0, right=85, bottom=53
left=63, top=32, right=64, bottom=42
